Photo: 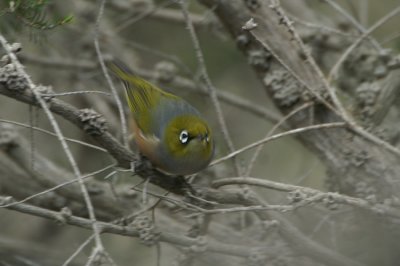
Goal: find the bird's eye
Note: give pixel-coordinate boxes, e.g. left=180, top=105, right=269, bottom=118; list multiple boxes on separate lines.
left=205, top=133, right=209, bottom=143
left=179, top=130, right=189, bottom=144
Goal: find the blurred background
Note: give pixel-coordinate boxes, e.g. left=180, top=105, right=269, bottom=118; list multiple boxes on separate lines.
left=0, top=0, right=400, bottom=265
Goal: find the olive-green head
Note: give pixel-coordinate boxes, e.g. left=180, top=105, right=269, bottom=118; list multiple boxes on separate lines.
left=159, top=114, right=214, bottom=175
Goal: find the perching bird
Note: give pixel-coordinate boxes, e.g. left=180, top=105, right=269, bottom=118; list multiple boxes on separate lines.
left=108, top=60, right=214, bottom=175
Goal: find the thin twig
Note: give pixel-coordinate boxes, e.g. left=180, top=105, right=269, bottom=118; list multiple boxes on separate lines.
left=211, top=122, right=346, bottom=166
left=108, top=2, right=208, bottom=28
left=268, top=2, right=350, bottom=123
left=130, top=187, right=195, bottom=211
left=328, top=3, right=400, bottom=81
left=245, top=102, right=312, bottom=176
left=179, top=0, right=240, bottom=174
left=115, top=0, right=176, bottom=33
left=94, top=0, right=129, bottom=148
left=248, top=19, right=340, bottom=119
left=270, top=1, right=400, bottom=159
left=212, top=177, right=400, bottom=219
left=322, top=0, right=381, bottom=50
left=293, top=159, right=318, bottom=185
left=122, top=39, right=194, bottom=77
left=0, top=119, right=108, bottom=153
left=289, top=14, right=359, bottom=38
left=0, top=163, right=115, bottom=208
left=0, top=195, right=253, bottom=258
left=62, top=235, right=95, bottom=266
left=309, top=210, right=349, bottom=238
left=114, top=191, right=169, bottom=225
left=42, top=91, right=111, bottom=97
left=380, top=30, right=400, bottom=45
left=0, top=35, right=104, bottom=249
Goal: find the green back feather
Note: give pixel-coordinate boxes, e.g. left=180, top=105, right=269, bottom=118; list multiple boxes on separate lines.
left=108, top=61, right=178, bottom=134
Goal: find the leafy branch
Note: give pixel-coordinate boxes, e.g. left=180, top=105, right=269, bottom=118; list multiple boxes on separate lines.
left=0, top=0, right=73, bottom=33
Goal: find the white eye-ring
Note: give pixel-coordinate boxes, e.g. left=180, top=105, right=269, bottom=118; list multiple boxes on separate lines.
left=179, top=130, right=189, bottom=144
left=205, top=133, right=210, bottom=143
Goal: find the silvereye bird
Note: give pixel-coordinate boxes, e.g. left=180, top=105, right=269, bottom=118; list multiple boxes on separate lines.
left=108, top=61, right=214, bottom=175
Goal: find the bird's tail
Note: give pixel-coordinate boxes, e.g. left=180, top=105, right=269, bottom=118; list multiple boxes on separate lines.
left=106, top=58, right=136, bottom=81
left=106, top=58, right=160, bottom=114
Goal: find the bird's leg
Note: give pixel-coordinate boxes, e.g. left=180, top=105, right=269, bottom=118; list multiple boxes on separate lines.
left=177, top=176, right=197, bottom=197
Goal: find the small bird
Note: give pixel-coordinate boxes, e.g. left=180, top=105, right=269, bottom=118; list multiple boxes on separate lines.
left=108, top=61, right=214, bottom=175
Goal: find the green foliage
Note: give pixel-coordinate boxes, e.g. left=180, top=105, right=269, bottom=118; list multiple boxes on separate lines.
left=0, top=0, right=73, bottom=35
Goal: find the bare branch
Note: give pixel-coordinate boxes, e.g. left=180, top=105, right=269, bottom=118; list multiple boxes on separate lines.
left=0, top=35, right=105, bottom=250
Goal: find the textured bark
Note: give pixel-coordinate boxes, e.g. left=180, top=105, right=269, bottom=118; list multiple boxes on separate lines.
left=199, top=0, right=400, bottom=200
left=198, top=0, right=400, bottom=265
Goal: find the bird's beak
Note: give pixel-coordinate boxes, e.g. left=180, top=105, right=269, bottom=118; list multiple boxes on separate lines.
left=197, top=134, right=209, bottom=144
